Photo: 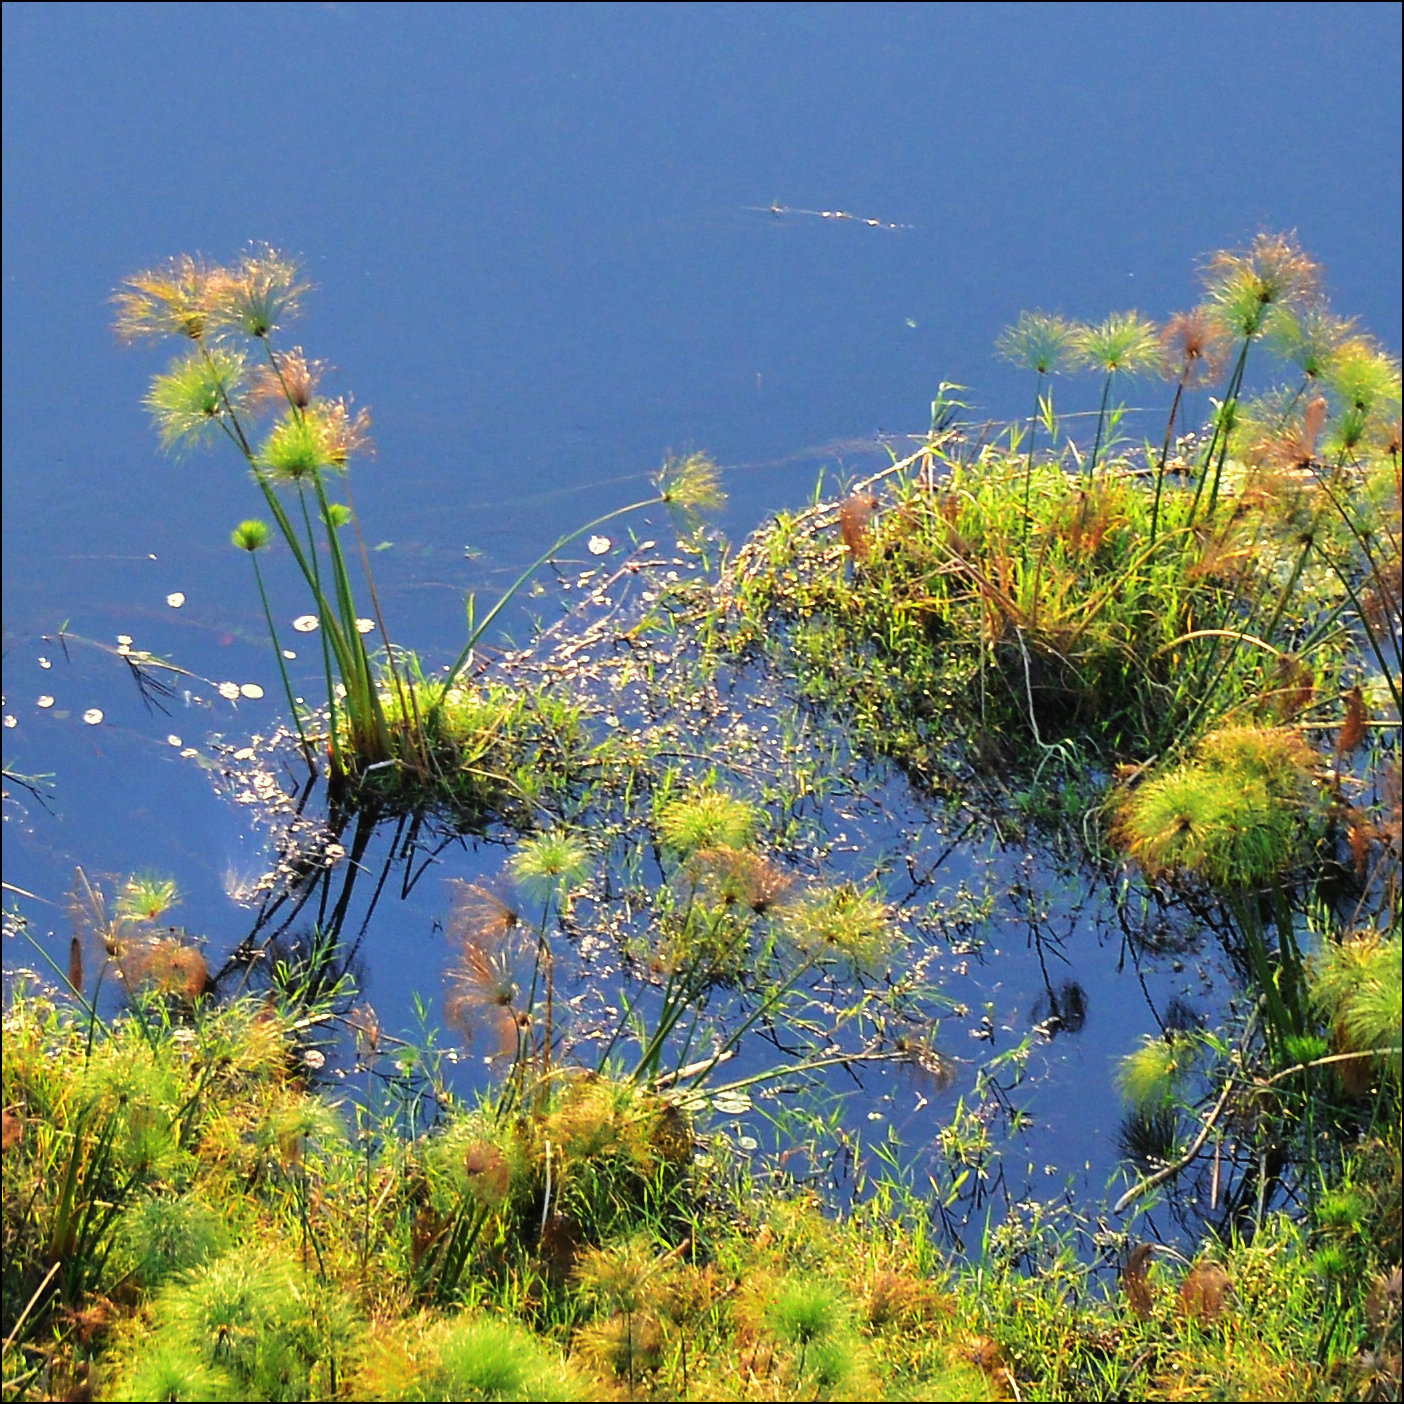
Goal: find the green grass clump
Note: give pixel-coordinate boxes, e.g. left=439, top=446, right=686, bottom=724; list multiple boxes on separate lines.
left=360, top=674, right=595, bottom=829
left=108, top=1244, right=358, bottom=1402
left=113, top=1193, right=231, bottom=1289
left=1309, top=930, right=1403, bottom=1099
left=780, top=882, right=895, bottom=975
left=656, top=786, right=761, bottom=858
left=1117, top=1032, right=1200, bottom=1111
left=352, top=1312, right=584, bottom=1402
left=716, top=451, right=1353, bottom=815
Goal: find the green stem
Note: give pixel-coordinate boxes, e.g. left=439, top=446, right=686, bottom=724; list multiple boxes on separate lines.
left=249, top=554, right=314, bottom=760
left=1150, top=370, right=1190, bottom=547
left=1086, top=372, right=1113, bottom=480
left=1020, top=372, right=1044, bottom=562
left=1187, top=337, right=1252, bottom=529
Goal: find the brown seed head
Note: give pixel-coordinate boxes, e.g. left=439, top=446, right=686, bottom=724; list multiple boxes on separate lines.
left=1160, top=308, right=1232, bottom=386
left=248, top=347, right=326, bottom=413
left=1177, top=1260, right=1231, bottom=1322
left=838, top=491, right=877, bottom=560
left=1123, top=1242, right=1157, bottom=1320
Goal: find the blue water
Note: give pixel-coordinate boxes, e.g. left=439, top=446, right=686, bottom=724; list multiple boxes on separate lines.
left=4, top=1, right=1401, bottom=1231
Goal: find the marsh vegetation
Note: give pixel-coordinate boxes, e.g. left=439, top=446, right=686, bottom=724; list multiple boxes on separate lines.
left=3, top=233, right=1399, bottom=1399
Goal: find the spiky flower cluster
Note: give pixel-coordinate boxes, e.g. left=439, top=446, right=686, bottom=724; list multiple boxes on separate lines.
left=114, top=245, right=306, bottom=344
left=116, top=246, right=372, bottom=468
left=655, top=451, right=727, bottom=531
left=1115, top=725, right=1328, bottom=891
left=1201, top=231, right=1321, bottom=340
left=443, top=881, right=530, bottom=1056
left=656, top=788, right=759, bottom=858
left=1160, top=309, right=1232, bottom=387
left=997, top=311, right=1078, bottom=377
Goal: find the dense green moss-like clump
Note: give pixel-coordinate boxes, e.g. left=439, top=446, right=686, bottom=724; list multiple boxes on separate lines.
left=349, top=675, right=597, bottom=830
left=710, top=450, right=1374, bottom=816
left=1114, top=724, right=1330, bottom=892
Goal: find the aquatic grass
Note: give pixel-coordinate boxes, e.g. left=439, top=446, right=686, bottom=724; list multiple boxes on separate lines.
left=1113, top=725, right=1328, bottom=893
left=324, top=663, right=595, bottom=829
left=1309, top=932, right=1403, bottom=1096
left=144, top=345, right=249, bottom=453
left=123, top=248, right=395, bottom=780
left=655, top=785, right=760, bottom=858
left=718, top=445, right=1320, bottom=798
left=1112, top=725, right=1332, bottom=1052
left=1152, top=308, right=1232, bottom=543
left=404, top=1314, right=583, bottom=1401
left=764, top=1275, right=852, bottom=1383
left=437, top=450, right=727, bottom=699
left=1191, top=232, right=1324, bottom=520
left=232, top=517, right=314, bottom=760
left=1118, top=1032, right=1200, bottom=1112
left=57, top=231, right=1397, bottom=1402
left=119, top=250, right=727, bottom=816
left=779, top=881, right=895, bottom=976
left=2, top=958, right=1396, bottom=1402
left=109, top=1243, right=358, bottom=1402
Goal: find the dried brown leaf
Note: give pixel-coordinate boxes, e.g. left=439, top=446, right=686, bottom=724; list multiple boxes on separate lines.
left=1337, top=685, right=1368, bottom=760
left=1123, top=1242, right=1157, bottom=1321
left=838, top=492, right=877, bottom=560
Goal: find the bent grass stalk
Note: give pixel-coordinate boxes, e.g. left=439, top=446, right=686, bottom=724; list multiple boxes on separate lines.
left=439, top=451, right=725, bottom=696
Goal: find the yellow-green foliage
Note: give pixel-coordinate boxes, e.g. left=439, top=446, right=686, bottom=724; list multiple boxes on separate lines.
left=425, top=1114, right=528, bottom=1219
left=720, top=447, right=1354, bottom=804
left=1114, top=725, right=1328, bottom=889
left=3, top=980, right=1398, bottom=1402
left=781, top=882, right=895, bottom=974
left=107, top=1244, right=358, bottom=1402
left=1117, top=1033, right=1199, bottom=1110
left=1309, top=930, right=1403, bottom=1091
left=656, top=786, right=760, bottom=858
left=368, top=676, right=593, bottom=827
left=2, top=986, right=350, bottom=1381
left=351, top=1312, right=586, bottom=1402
